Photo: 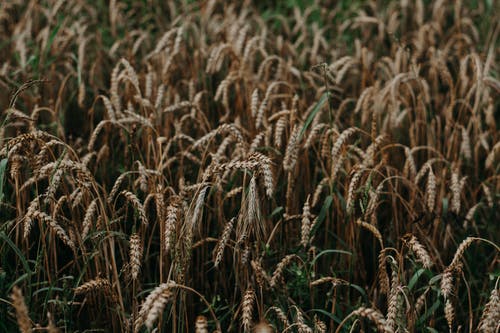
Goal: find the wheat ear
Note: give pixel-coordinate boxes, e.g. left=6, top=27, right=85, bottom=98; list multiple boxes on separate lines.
left=241, top=288, right=255, bottom=332
left=11, top=286, right=32, bottom=333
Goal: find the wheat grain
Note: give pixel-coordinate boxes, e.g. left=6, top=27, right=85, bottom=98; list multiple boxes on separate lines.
left=450, top=170, right=461, bottom=214
left=74, top=278, right=112, bottom=296
left=144, top=288, right=173, bottom=329
left=440, top=267, right=455, bottom=299
left=378, top=249, right=390, bottom=294
left=250, top=131, right=265, bottom=153
left=478, top=288, right=500, bottom=333
left=404, top=234, right=433, bottom=268
left=350, top=307, right=393, bottom=333
left=164, top=201, right=179, bottom=253
left=346, top=168, right=364, bottom=213
left=426, top=167, right=436, bottom=212
left=241, top=288, right=255, bottom=332
left=82, top=199, right=98, bottom=240
left=274, top=115, right=287, bottom=149
left=449, top=237, right=477, bottom=270
left=331, top=127, right=357, bottom=163
left=251, top=89, right=259, bottom=118
left=444, top=299, right=455, bottom=330
left=120, top=190, right=148, bottom=226
left=23, top=198, right=39, bottom=238
left=11, top=286, right=32, bottom=333
left=129, top=233, right=142, bottom=280
left=300, top=196, right=312, bottom=247
left=415, top=288, right=430, bottom=315
left=283, top=125, right=300, bottom=171
left=269, top=306, right=289, bottom=327
left=386, top=271, right=400, bottom=330
left=293, top=306, right=312, bottom=333
left=481, top=184, right=493, bottom=208
left=251, top=259, right=270, bottom=288
left=356, top=219, right=383, bottom=247
left=310, top=276, right=345, bottom=287
left=271, top=254, right=299, bottom=287
left=214, top=217, right=235, bottom=267
left=135, top=281, right=175, bottom=331
left=460, top=126, right=472, bottom=160
left=403, top=147, right=417, bottom=179
left=32, top=211, right=75, bottom=249
left=225, top=186, right=243, bottom=199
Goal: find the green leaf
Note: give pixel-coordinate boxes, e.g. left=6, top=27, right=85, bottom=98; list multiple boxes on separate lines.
left=270, top=206, right=284, bottom=218
left=408, top=268, right=428, bottom=290
left=0, top=232, right=32, bottom=276
left=44, top=20, right=62, bottom=61
left=312, top=249, right=352, bottom=265
left=300, top=92, right=328, bottom=139
left=417, top=298, right=441, bottom=326
left=311, top=195, right=333, bottom=235
left=308, top=309, right=342, bottom=324
left=0, top=158, right=8, bottom=202
left=442, top=197, right=448, bottom=215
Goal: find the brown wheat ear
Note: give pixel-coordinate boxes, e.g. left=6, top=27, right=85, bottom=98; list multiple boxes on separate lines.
left=11, top=286, right=32, bottom=333
left=241, top=288, right=255, bottom=333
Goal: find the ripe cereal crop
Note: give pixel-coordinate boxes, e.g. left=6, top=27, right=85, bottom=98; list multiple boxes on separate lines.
left=0, top=1, right=498, bottom=332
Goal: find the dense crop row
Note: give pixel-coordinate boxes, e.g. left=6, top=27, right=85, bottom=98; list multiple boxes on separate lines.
left=0, top=1, right=498, bottom=332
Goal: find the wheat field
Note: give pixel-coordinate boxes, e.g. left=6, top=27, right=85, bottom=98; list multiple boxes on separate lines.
left=0, top=0, right=498, bottom=332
